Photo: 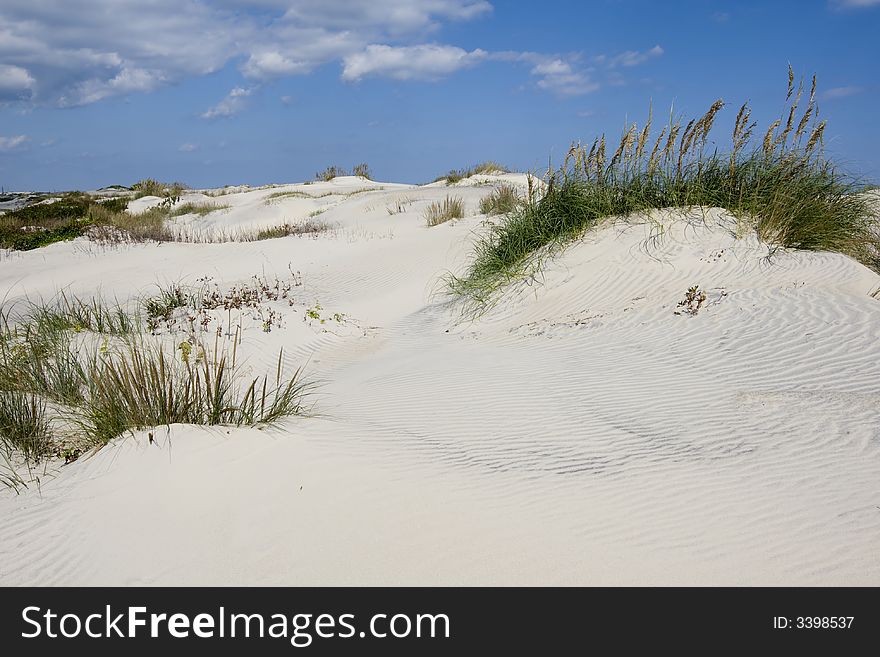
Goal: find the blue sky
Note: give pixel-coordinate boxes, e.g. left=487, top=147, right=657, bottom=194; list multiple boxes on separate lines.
left=0, top=0, right=878, bottom=190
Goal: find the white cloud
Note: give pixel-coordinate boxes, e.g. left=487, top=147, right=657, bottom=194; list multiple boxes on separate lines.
left=201, top=86, right=255, bottom=119
left=529, top=58, right=598, bottom=96
left=0, top=64, right=35, bottom=100
left=278, top=0, right=491, bottom=33
left=0, top=1, right=663, bottom=108
left=0, top=134, right=29, bottom=151
left=822, top=86, right=864, bottom=99
left=342, top=44, right=487, bottom=81
left=178, top=142, right=198, bottom=152
left=603, top=45, right=664, bottom=68
left=0, top=1, right=494, bottom=105
left=833, top=0, right=880, bottom=7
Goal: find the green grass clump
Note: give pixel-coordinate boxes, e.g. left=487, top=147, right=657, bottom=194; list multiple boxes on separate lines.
left=79, top=342, right=306, bottom=445
left=97, top=197, right=130, bottom=213
left=316, top=166, right=346, bottom=181
left=452, top=69, right=880, bottom=302
left=0, top=391, right=51, bottom=463
left=0, top=294, right=310, bottom=474
left=132, top=179, right=186, bottom=199
left=315, top=163, right=372, bottom=181
left=436, top=161, right=510, bottom=185
left=87, top=203, right=171, bottom=242
left=254, top=220, right=330, bottom=240
left=352, top=163, right=372, bottom=179
left=170, top=202, right=230, bottom=217
left=479, top=184, right=523, bottom=216
left=424, top=196, right=465, bottom=226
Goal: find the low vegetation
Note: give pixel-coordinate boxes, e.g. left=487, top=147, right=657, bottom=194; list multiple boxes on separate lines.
left=451, top=69, right=880, bottom=303
left=479, top=184, right=523, bottom=216
left=131, top=178, right=186, bottom=199
left=424, top=196, right=465, bottom=226
left=170, top=202, right=230, bottom=217
left=315, top=163, right=372, bottom=181
left=436, top=161, right=510, bottom=185
left=0, top=282, right=310, bottom=487
left=254, top=219, right=330, bottom=240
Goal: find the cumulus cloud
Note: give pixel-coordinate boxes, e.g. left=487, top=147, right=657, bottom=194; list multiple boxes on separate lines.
left=0, top=1, right=494, bottom=105
left=178, top=142, right=198, bottom=152
left=527, top=57, right=599, bottom=96
left=0, top=134, right=29, bottom=151
left=276, top=0, right=492, bottom=33
left=0, top=64, right=35, bottom=101
left=342, top=44, right=487, bottom=81
left=201, top=87, right=255, bottom=119
left=0, top=1, right=662, bottom=107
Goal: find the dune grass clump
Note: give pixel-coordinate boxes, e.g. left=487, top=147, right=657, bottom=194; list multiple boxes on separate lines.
left=131, top=179, right=186, bottom=199
left=316, top=166, right=345, bottom=181
left=452, top=69, right=879, bottom=302
left=315, top=163, right=372, bottom=181
left=424, top=196, right=465, bottom=226
left=479, top=184, right=523, bottom=216
left=0, top=391, right=51, bottom=463
left=0, top=292, right=310, bottom=479
left=352, top=163, right=372, bottom=179
left=79, top=341, right=306, bottom=445
left=170, top=202, right=230, bottom=217
left=87, top=203, right=172, bottom=242
left=254, top=220, right=330, bottom=240
left=436, top=161, right=510, bottom=185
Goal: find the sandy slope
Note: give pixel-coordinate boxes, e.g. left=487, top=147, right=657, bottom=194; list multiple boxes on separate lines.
left=1, top=175, right=878, bottom=585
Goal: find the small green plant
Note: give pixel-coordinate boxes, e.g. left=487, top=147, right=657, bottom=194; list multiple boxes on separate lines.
left=675, top=285, right=707, bottom=316
left=424, top=196, right=465, bottom=226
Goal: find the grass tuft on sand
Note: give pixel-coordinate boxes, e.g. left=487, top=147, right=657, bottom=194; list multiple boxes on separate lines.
left=0, top=292, right=309, bottom=482
left=424, top=196, right=465, bottom=226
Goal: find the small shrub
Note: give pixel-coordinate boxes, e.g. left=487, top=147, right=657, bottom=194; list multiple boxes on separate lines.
left=675, top=285, right=707, bottom=316
left=424, top=196, right=465, bottom=226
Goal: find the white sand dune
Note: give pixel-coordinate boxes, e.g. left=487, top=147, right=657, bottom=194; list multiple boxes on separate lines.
left=1, top=176, right=878, bottom=585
